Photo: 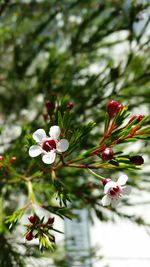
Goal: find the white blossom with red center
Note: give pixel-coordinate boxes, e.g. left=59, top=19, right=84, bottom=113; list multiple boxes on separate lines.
left=29, top=125, right=69, bottom=164
left=101, top=174, right=131, bottom=206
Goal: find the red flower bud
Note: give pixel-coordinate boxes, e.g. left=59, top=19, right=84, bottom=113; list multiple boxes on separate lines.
left=28, top=215, right=38, bottom=224
left=45, top=100, right=54, bottom=111
left=26, top=232, right=33, bottom=241
left=47, top=217, right=55, bottom=225
left=128, top=115, right=144, bottom=124
left=67, top=101, right=75, bottom=110
left=101, top=147, right=114, bottom=161
left=43, top=113, right=49, bottom=122
left=130, top=156, right=144, bottom=165
left=102, top=178, right=112, bottom=185
left=0, top=155, right=4, bottom=161
left=107, top=100, right=123, bottom=118
left=10, top=156, right=16, bottom=164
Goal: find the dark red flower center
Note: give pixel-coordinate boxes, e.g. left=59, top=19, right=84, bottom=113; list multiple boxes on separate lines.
left=42, top=139, right=56, bottom=152
left=109, top=186, right=121, bottom=198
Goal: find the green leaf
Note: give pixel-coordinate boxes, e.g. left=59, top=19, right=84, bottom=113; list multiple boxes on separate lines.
left=5, top=208, right=25, bottom=229
left=136, top=115, right=150, bottom=127
left=0, top=197, right=6, bottom=233
left=45, top=206, right=74, bottom=220
left=58, top=111, right=63, bottom=129
left=39, top=235, right=55, bottom=252
left=68, top=121, right=96, bottom=154
left=87, top=168, right=104, bottom=179
left=63, top=111, right=71, bottom=130
left=137, top=125, right=150, bottom=135
left=134, top=135, right=150, bottom=140
left=104, top=112, right=110, bottom=133
left=24, top=134, right=36, bottom=148
left=114, top=106, right=129, bottom=127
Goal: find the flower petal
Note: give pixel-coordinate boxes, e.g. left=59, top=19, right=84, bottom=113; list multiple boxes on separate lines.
left=122, top=185, right=131, bottom=195
left=33, top=129, right=46, bottom=142
left=101, top=195, right=111, bottom=206
left=104, top=181, right=117, bottom=194
left=42, top=151, right=56, bottom=164
left=49, top=125, right=60, bottom=139
left=57, top=139, right=69, bottom=152
left=111, top=198, right=120, bottom=207
left=117, top=174, right=128, bottom=186
left=29, top=145, right=42, bottom=157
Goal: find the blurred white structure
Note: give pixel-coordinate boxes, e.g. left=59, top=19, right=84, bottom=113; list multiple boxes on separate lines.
left=65, top=209, right=92, bottom=267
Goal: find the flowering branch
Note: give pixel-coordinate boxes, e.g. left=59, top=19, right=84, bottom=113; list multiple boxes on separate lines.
left=2, top=99, right=149, bottom=251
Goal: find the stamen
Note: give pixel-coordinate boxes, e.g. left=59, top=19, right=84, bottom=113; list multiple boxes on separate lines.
left=42, top=139, right=56, bottom=152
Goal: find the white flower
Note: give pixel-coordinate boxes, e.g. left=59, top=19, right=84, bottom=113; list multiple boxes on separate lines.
left=101, top=174, right=131, bottom=206
left=29, top=125, right=69, bottom=164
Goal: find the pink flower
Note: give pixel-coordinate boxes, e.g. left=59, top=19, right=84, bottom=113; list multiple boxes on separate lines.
left=29, top=125, right=69, bottom=164
left=101, top=174, right=131, bottom=206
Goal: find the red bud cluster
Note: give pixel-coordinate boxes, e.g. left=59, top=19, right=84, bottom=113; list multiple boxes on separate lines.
left=25, top=215, right=55, bottom=243
left=0, top=156, right=17, bottom=164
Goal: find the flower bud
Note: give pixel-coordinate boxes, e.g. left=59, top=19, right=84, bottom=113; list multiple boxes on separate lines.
left=45, top=100, right=54, bottom=111
left=47, top=217, right=55, bottom=225
left=107, top=100, right=123, bottom=118
left=101, top=147, right=114, bottom=161
left=102, top=178, right=112, bottom=185
left=128, top=115, right=144, bottom=124
left=28, top=215, right=38, bottom=224
left=43, top=113, right=49, bottom=122
left=26, top=232, right=33, bottom=241
left=10, top=156, right=16, bottom=164
left=0, top=155, right=4, bottom=161
left=130, top=155, right=144, bottom=165
left=67, top=101, right=75, bottom=110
